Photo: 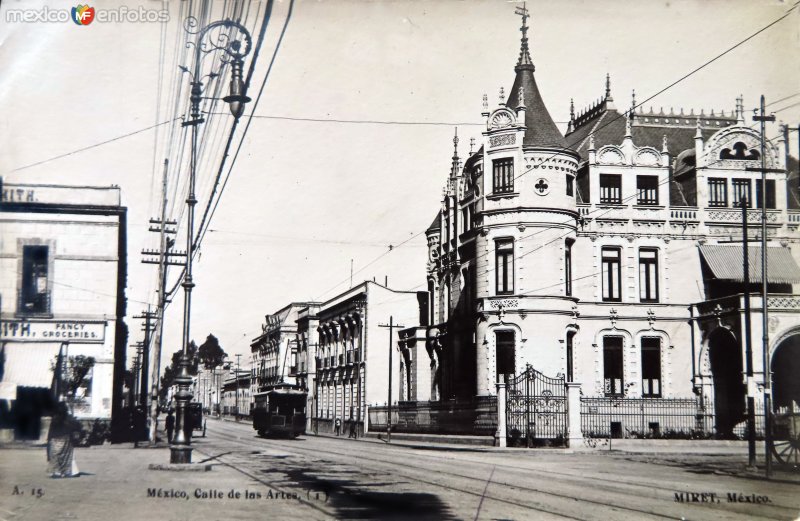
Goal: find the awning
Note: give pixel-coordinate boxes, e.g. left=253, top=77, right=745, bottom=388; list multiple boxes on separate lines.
left=1, top=344, right=61, bottom=389
left=699, top=245, right=800, bottom=283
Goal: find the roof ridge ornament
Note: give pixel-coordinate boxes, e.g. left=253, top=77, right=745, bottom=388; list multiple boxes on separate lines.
left=514, top=3, right=534, bottom=70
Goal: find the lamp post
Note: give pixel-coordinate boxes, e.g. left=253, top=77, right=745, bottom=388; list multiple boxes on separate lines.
left=170, top=17, right=252, bottom=465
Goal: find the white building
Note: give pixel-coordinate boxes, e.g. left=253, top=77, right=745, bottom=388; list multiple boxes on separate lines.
left=419, top=11, right=800, bottom=441
left=0, top=181, right=127, bottom=440
left=297, top=281, right=423, bottom=435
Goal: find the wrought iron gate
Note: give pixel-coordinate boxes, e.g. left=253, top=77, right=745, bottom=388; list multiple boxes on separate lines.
left=506, top=365, right=567, bottom=447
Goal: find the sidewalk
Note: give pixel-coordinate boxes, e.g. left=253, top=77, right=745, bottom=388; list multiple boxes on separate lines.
left=0, top=441, right=330, bottom=521
left=308, top=429, right=800, bottom=483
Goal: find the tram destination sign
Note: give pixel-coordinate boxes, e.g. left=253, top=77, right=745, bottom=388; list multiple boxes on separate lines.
left=0, top=320, right=106, bottom=343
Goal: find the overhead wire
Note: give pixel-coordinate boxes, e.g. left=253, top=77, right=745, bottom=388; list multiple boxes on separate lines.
left=163, top=0, right=285, bottom=304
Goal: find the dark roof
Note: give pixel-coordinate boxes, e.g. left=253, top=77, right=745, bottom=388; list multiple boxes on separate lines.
left=565, top=108, right=733, bottom=162
left=463, top=147, right=484, bottom=171
left=426, top=211, right=441, bottom=234
left=506, top=65, right=566, bottom=149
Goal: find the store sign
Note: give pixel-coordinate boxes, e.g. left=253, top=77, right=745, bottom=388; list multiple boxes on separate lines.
left=0, top=320, right=106, bottom=343
left=2, top=183, right=119, bottom=206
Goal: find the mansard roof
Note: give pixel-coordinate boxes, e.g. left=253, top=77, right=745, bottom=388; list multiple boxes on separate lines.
left=565, top=105, right=735, bottom=162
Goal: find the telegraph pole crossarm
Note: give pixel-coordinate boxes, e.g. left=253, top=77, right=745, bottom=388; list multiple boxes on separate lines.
left=378, top=317, right=404, bottom=443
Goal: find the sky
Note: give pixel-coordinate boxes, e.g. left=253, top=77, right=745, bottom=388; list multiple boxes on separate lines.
left=1, top=0, right=799, bottom=372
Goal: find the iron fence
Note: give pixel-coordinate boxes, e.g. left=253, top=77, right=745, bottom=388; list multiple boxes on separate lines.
left=581, top=397, right=713, bottom=438
left=368, top=399, right=495, bottom=435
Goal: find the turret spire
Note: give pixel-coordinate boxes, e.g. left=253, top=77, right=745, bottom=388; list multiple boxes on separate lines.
left=605, top=73, right=612, bottom=99
left=514, top=3, right=534, bottom=71
left=450, top=127, right=460, bottom=178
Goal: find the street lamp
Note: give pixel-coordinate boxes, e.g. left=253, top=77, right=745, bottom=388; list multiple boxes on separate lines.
left=170, top=17, right=253, bottom=465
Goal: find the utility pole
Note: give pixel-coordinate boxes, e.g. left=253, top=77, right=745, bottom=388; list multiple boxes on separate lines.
left=378, top=317, right=404, bottom=443
left=130, top=342, right=143, bottom=406
left=741, top=195, right=756, bottom=468
left=133, top=306, right=157, bottom=412
left=235, top=354, right=242, bottom=421
left=142, top=159, right=183, bottom=443
left=749, top=95, right=777, bottom=478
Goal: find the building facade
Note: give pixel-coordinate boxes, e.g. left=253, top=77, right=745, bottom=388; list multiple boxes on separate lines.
left=221, top=369, right=251, bottom=417
left=0, top=181, right=128, bottom=440
left=421, top=13, right=800, bottom=438
left=296, top=281, right=424, bottom=434
left=250, top=302, right=316, bottom=393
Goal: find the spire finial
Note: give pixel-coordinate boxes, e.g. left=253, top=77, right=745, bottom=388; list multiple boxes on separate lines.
left=482, top=93, right=488, bottom=112
left=469, top=137, right=475, bottom=154
left=499, top=86, right=505, bottom=105
left=605, top=73, right=611, bottom=99
left=631, top=89, right=636, bottom=116
left=451, top=128, right=460, bottom=177
left=569, top=98, right=575, bottom=121
left=514, top=3, right=534, bottom=70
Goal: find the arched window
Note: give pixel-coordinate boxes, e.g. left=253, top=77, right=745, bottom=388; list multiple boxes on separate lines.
left=719, top=142, right=760, bottom=160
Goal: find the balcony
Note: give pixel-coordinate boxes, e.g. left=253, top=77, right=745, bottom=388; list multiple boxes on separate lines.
left=576, top=203, right=797, bottom=236
left=694, top=293, right=800, bottom=317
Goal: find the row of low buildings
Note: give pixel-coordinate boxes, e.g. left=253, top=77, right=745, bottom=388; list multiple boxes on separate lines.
left=248, top=12, right=800, bottom=443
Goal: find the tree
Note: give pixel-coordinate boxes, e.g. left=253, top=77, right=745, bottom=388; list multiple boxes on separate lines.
left=158, top=341, right=199, bottom=402
left=67, top=355, right=95, bottom=398
left=198, top=334, right=227, bottom=370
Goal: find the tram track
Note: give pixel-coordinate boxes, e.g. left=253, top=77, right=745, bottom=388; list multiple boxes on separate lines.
left=202, top=422, right=795, bottom=521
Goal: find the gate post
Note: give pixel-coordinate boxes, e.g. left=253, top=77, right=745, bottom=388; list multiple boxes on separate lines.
left=496, top=381, right=507, bottom=448
left=565, top=382, right=582, bottom=447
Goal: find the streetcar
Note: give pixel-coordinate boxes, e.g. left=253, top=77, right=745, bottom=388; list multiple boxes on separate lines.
left=252, top=384, right=307, bottom=438
left=188, top=402, right=206, bottom=437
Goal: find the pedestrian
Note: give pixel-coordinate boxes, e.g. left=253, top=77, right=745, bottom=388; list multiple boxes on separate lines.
left=47, top=402, right=81, bottom=478
left=165, top=409, right=175, bottom=443
left=348, top=416, right=357, bottom=439
left=334, top=417, right=341, bottom=436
